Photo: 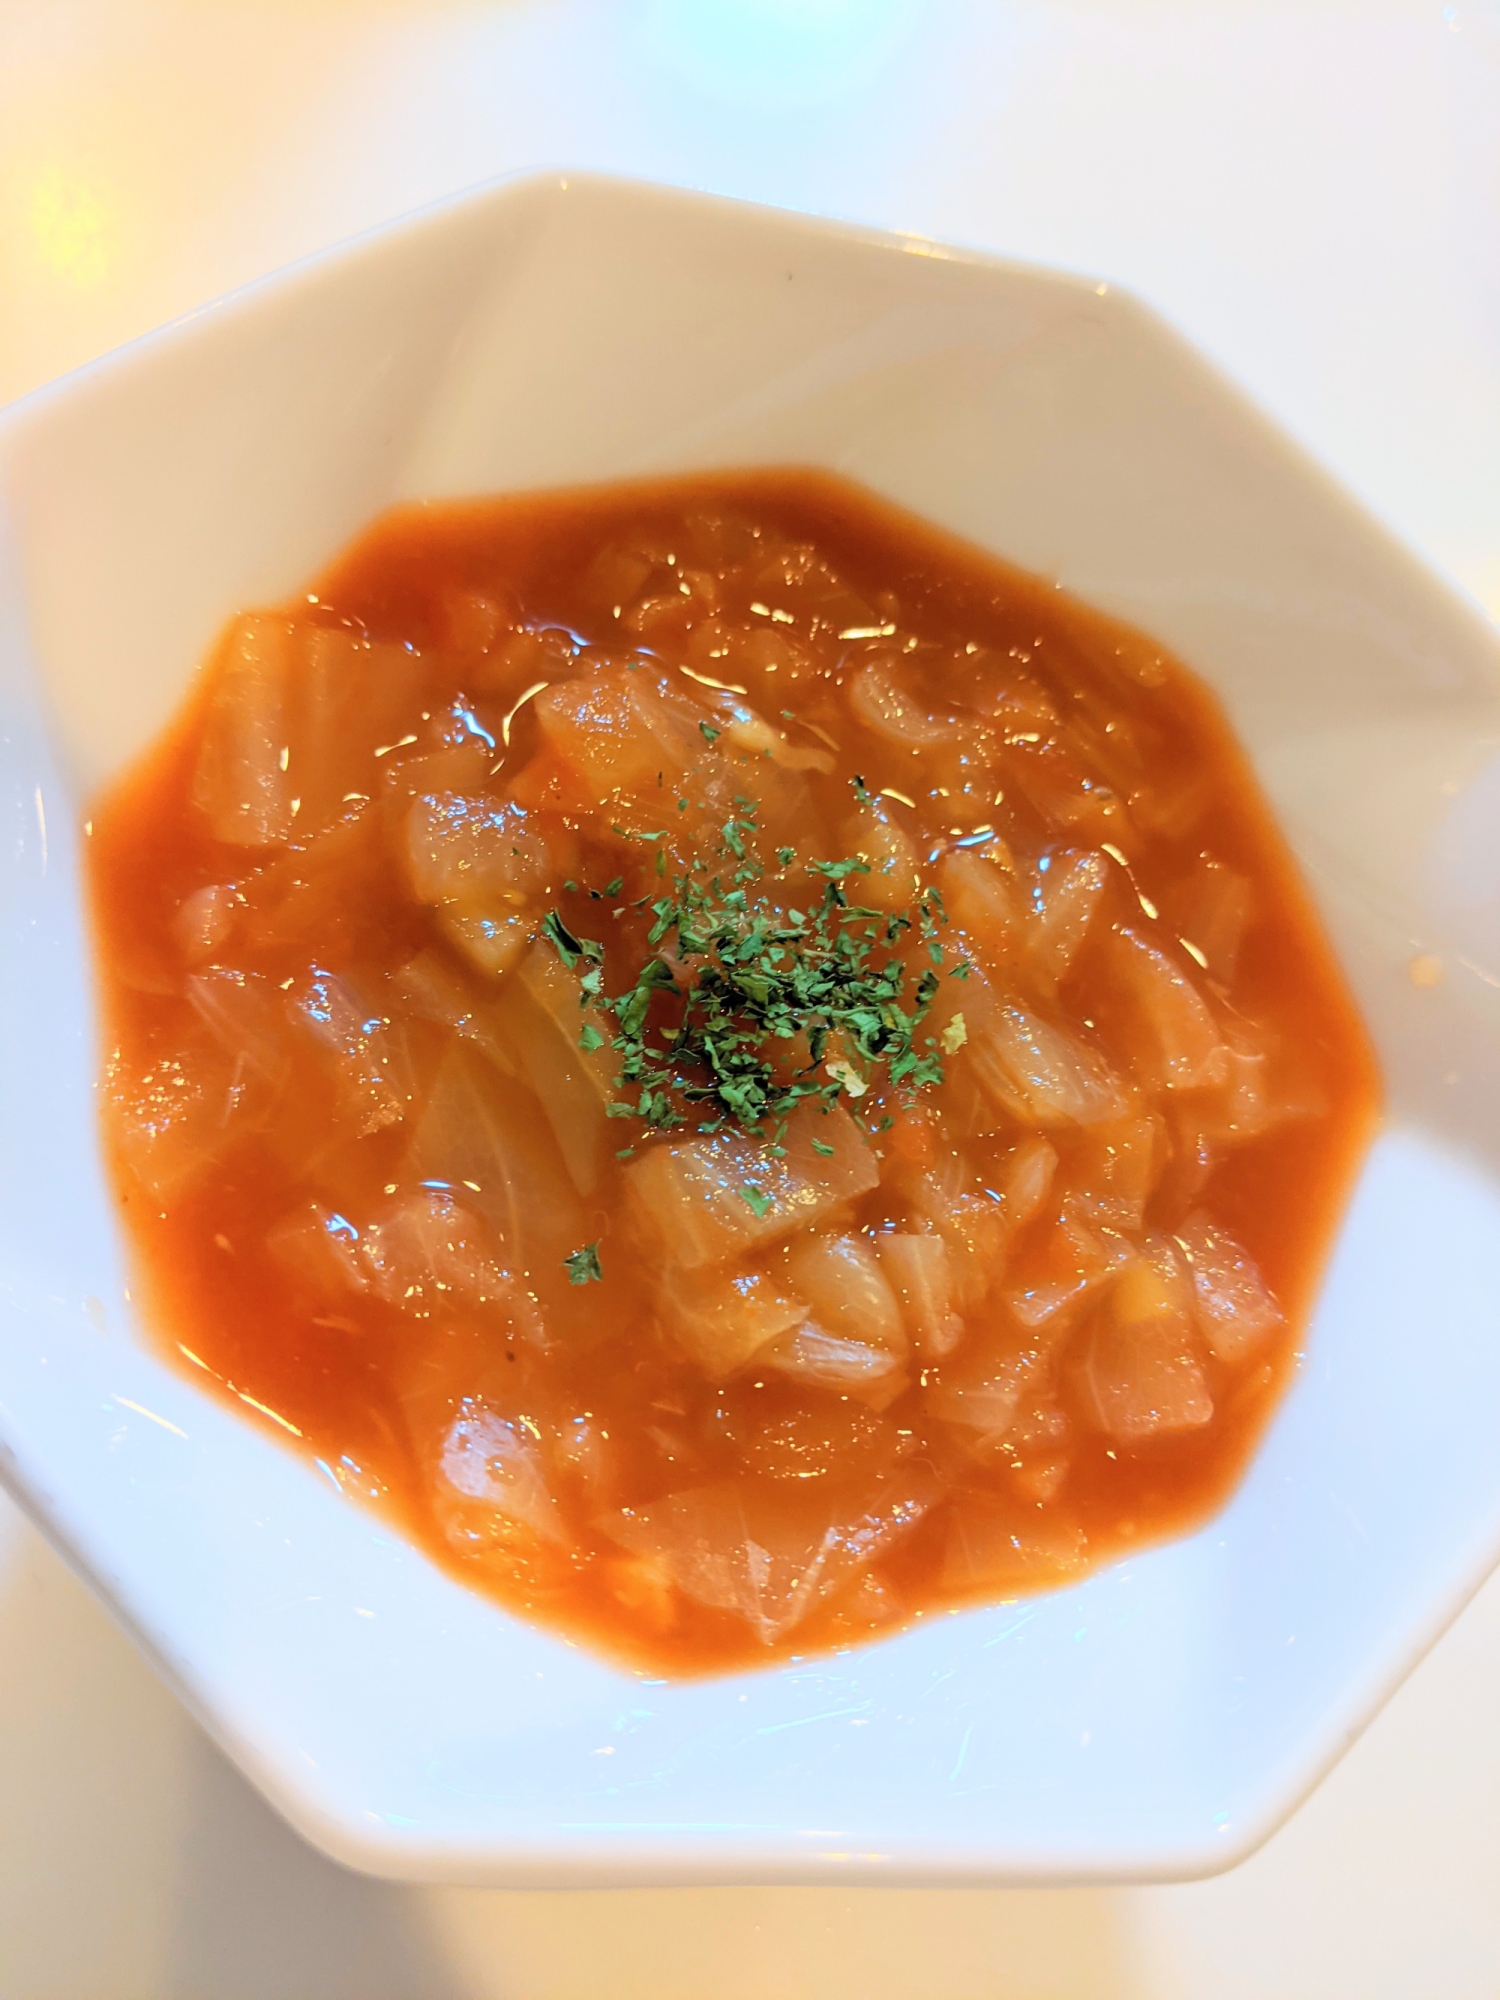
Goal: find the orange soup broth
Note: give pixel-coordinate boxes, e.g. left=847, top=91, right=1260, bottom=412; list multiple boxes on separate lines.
left=87, top=470, right=1379, bottom=1675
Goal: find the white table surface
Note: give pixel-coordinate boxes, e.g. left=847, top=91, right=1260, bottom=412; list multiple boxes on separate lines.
left=2, top=4, right=1499, bottom=1994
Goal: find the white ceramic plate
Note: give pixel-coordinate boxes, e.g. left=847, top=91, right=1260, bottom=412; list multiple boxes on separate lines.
left=2, top=172, right=1499, bottom=1888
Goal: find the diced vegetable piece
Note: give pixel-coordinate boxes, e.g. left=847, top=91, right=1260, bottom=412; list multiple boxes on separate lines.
left=493, top=945, right=617, bottom=1195
left=997, top=1133, right=1059, bottom=1229
left=186, top=966, right=295, bottom=1089
left=359, top=1189, right=519, bottom=1319
left=625, top=1101, right=877, bottom=1271
left=1060, top=1116, right=1162, bottom=1234
left=780, top=1101, right=881, bottom=1203
left=603, top=1483, right=808, bottom=1643
left=760, top=1325, right=907, bottom=1409
left=439, top=909, right=533, bottom=980
left=603, top=1466, right=938, bottom=1644
left=1075, top=1236, right=1213, bottom=1439
left=402, top=793, right=550, bottom=910
left=1170, top=856, right=1253, bottom=982
left=719, top=704, right=834, bottom=773
left=174, top=883, right=238, bottom=964
left=404, top=1043, right=584, bottom=1284
left=381, top=739, right=494, bottom=818
left=837, top=804, right=921, bottom=913
left=1175, top=1211, right=1284, bottom=1362
left=1105, top=927, right=1228, bottom=1091
left=533, top=669, right=703, bottom=797
left=1030, top=848, right=1108, bottom=984
left=232, top=801, right=379, bottom=960
left=192, top=613, right=297, bottom=846
left=939, top=849, right=1024, bottom=968
left=734, top=1401, right=899, bottom=1483
left=1003, top=733, right=1128, bottom=843
left=926, top=1361, right=1030, bottom=1440
left=1195, top=1018, right=1309, bottom=1147
left=660, top=1264, right=806, bottom=1378
left=288, top=968, right=414, bottom=1136
left=999, top=1393, right=1073, bottom=1501
left=962, top=975, right=1134, bottom=1127
left=103, top=1043, right=237, bottom=1203
left=876, top=1233, right=962, bottom=1357
left=265, top=1202, right=368, bottom=1299
left=1005, top=1212, right=1135, bottom=1331
left=896, top=1146, right=1013, bottom=1310
left=389, top=949, right=514, bottom=1076
left=785, top=1233, right=904, bottom=1352
left=940, top=1493, right=1087, bottom=1594
left=292, top=627, right=424, bottom=834
left=402, top=792, right=551, bottom=978
left=435, top=1401, right=567, bottom=1550
left=939, top=1195, right=1011, bottom=1312
left=849, top=655, right=958, bottom=746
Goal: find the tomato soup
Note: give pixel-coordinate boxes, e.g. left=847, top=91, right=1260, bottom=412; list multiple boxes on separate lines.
left=86, top=470, right=1378, bottom=1674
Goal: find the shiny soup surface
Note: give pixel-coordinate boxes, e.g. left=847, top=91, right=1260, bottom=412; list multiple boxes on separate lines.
left=88, top=470, right=1378, bottom=1674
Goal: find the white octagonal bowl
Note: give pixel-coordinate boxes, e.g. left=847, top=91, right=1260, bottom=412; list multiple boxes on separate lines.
left=2, top=172, right=1499, bottom=1888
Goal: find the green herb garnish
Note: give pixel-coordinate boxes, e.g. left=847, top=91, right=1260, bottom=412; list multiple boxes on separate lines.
left=541, top=909, right=602, bottom=971
left=540, top=802, right=952, bottom=1141
left=564, top=1241, right=603, bottom=1285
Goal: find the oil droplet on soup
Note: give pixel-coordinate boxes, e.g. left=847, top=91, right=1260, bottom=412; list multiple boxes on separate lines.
left=87, top=471, right=1378, bottom=1675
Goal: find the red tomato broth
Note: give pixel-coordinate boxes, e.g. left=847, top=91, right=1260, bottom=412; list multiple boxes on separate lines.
left=86, top=469, right=1378, bottom=1675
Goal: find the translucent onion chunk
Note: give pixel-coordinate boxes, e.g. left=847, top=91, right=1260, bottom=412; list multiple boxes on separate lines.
left=1105, top=926, right=1228, bottom=1092
left=436, top=1401, right=567, bottom=1551
left=876, top=1233, right=963, bottom=1358
left=940, top=1493, right=1087, bottom=1594
left=962, top=975, right=1134, bottom=1127
left=603, top=1466, right=939, bottom=1644
left=660, top=1265, right=807, bottom=1379
left=760, top=1325, right=908, bottom=1410
left=1175, top=1210, right=1284, bottom=1362
left=191, top=613, right=296, bottom=846
left=1076, top=1236, right=1213, bottom=1439
left=625, top=1102, right=878, bottom=1271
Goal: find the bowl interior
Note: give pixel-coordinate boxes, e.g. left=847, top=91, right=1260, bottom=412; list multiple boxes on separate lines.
left=2, top=172, right=1499, bottom=1883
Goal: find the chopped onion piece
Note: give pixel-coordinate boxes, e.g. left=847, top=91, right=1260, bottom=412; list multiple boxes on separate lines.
left=626, top=1102, right=878, bottom=1271
left=876, top=1233, right=962, bottom=1357
left=838, top=804, right=921, bottom=912
left=760, top=1324, right=907, bottom=1410
left=661, top=1265, right=806, bottom=1379
left=603, top=1467, right=938, bottom=1644
left=191, top=613, right=296, bottom=846
left=174, top=883, right=238, bottom=964
left=437, top=1401, right=567, bottom=1549
left=1106, top=926, right=1228, bottom=1092
left=1076, top=1236, right=1213, bottom=1439
left=288, top=968, right=413, bottom=1136
left=940, top=1493, right=1087, bottom=1594
left=1060, top=1116, right=1163, bottom=1235
left=404, top=1042, right=584, bottom=1275
left=1030, top=848, right=1108, bottom=984
left=266, top=1201, right=368, bottom=1298
left=104, top=1044, right=237, bottom=1202
left=403, top=792, right=551, bottom=912
left=492, top=945, right=617, bottom=1195
left=963, top=977, right=1134, bottom=1127
left=939, top=848, right=1024, bottom=968
left=1175, top=1211, right=1284, bottom=1362
left=849, top=656, right=958, bottom=746
left=360, top=1189, right=519, bottom=1319
left=785, top=1233, right=904, bottom=1351
left=186, top=966, right=294, bottom=1090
